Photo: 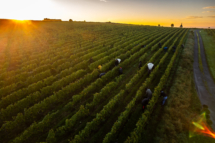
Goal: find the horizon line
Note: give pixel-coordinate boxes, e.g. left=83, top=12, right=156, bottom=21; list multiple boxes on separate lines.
left=0, top=18, right=214, bottom=29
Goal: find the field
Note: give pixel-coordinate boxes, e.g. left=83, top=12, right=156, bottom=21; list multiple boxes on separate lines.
left=200, top=29, right=215, bottom=82
left=0, top=21, right=188, bottom=143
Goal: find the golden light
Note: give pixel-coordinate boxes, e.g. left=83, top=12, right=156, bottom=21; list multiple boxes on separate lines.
left=12, top=20, right=32, bottom=25
left=1, top=0, right=54, bottom=20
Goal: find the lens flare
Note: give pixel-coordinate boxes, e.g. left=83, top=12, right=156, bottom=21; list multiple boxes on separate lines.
left=192, top=122, right=204, bottom=130
left=190, top=112, right=215, bottom=139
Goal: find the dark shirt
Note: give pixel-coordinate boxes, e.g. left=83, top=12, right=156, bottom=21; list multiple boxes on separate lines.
left=99, top=73, right=106, bottom=78
left=119, top=68, right=123, bottom=74
left=142, top=98, right=149, bottom=106
left=160, top=91, right=167, bottom=97
left=89, top=58, right=93, bottom=63
left=115, top=60, right=119, bottom=66
left=139, top=62, right=142, bottom=68
left=164, top=47, right=168, bottom=50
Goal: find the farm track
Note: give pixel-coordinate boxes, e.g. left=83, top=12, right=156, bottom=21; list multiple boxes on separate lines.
left=193, top=30, right=215, bottom=130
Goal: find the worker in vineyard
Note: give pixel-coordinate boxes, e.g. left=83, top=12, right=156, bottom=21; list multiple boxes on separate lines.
left=181, top=44, right=185, bottom=48
left=160, top=90, right=168, bottom=105
left=142, top=98, right=149, bottom=111
left=141, top=45, right=145, bottom=48
left=164, top=47, right=168, bottom=52
left=139, top=61, right=142, bottom=69
left=173, top=45, right=176, bottom=52
left=115, top=58, right=121, bottom=66
left=119, top=67, right=123, bottom=75
left=158, top=43, right=162, bottom=48
left=99, top=73, right=106, bottom=78
left=147, top=63, right=154, bottom=75
left=98, top=65, right=102, bottom=70
left=146, top=88, right=152, bottom=99
left=89, top=57, right=93, bottom=63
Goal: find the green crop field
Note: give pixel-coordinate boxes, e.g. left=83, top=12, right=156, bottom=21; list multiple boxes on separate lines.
left=0, top=21, right=188, bottom=143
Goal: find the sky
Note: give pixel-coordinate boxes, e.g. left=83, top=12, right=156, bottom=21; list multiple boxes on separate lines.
left=0, top=0, right=215, bottom=28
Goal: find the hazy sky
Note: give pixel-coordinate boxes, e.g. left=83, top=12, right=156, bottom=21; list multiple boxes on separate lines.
left=1, top=0, right=215, bottom=28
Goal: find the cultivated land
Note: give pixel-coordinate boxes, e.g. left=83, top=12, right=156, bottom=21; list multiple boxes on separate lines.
left=200, top=29, right=215, bottom=82
left=0, top=21, right=192, bottom=143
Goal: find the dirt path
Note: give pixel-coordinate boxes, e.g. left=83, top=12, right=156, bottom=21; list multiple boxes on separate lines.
left=193, top=30, right=215, bottom=130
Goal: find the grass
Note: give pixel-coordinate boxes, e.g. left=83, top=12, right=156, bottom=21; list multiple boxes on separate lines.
left=199, top=30, right=215, bottom=83
left=196, top=32, right=204, bottom=73
left=145, top=30, right=215, bottom=143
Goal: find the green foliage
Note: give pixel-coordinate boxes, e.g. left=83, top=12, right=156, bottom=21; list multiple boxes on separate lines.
left=200, top=30, right=215, bottom=82
left=0, top=70, right=87, bottom=122
left=70, top=90, right=125, bottom=143
left=124, top=29, right=189, bottom=143
left=125, top=29, right=183, bottom=92
left=102, top=29, right=187, bottom=143
left=46, top=129, right=56, bottom=143
left=0, top=23, right=190, bottom=143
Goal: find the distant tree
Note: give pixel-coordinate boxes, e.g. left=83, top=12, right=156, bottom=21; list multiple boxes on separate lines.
left=208, top=27, right=210, bottom=29
left=180, top=23, right=183, bottom=28
left=43, top=18, right=61, bottom=21
left=69, top=19, right=73, bottom=22
left=84, top=20, right=86, bottom=22
left=171, top=23, right=174, bottom=27
left=158, top=24, right=160, bottom=27
left=44, top=18, right=50, bottom=21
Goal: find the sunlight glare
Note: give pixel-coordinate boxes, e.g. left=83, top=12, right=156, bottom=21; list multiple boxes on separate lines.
left=1, top=0, right=53, bottom=20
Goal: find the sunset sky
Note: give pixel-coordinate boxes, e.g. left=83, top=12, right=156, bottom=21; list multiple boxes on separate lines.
left=1, top=0, right=215, bottom=28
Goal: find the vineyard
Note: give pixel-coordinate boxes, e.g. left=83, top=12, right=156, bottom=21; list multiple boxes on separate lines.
left=206, top=29, right=215, bottom=38
left=0, top=21, right=189, bottom=143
